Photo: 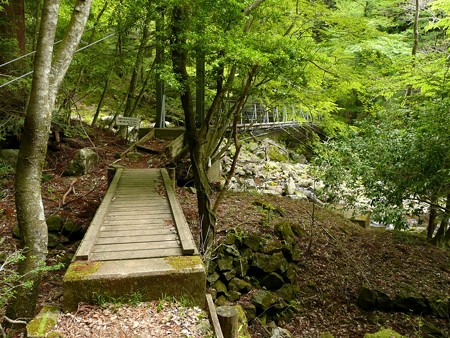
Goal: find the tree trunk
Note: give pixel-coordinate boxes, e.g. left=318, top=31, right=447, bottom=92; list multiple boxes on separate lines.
left=427, top=195, right=438, bottom=240
left=5, top=0, right=60, bottom=321
left=432, top=193, right=450, bottom=246
left=118, top=10, right=152, bottom=136
left=91, top=77, right=109, bottom=127
left=6, top=0, right=93, bottom=321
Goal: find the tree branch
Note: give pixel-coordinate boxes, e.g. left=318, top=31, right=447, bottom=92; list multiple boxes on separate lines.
left=243, top=0, right=267, bottom=15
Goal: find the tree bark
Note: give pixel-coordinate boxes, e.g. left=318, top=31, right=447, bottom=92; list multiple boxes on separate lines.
left=6, top=0, right=60, bottom=321
left=6, top=0, right=92, bottom=321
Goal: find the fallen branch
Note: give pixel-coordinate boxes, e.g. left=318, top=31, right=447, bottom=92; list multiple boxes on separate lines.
left=62, top=178, right=78, bottom=206
left=3, top=316, right=27, bottom=325
left=63, top=180, right=106, bottom=207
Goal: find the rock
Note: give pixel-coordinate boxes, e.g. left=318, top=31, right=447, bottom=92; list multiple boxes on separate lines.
left=253, top=252, right=288, bottom=273
left=357, top=285, right=393, bottom=311
left=275, top=222, right=296, bottom=243
left=284, top=177, right=296, bottom=195
left=242, top=303, right=256, bottom=321
left=225, top=290, right=241, bottom=302
left=64, top=148, right=99, bottom=176
left=216, top=295, right=228, bottom=306
left=261, top=239, right=284, bottom=254
left=291, top=153, right=307, bottom=164
left=217, top=256, right=234, bottom=271
left=224, top=244, right=240, bottom=257
left=62, top=220, right=84, bottom=240
left=27, top=306, right=60, bottom=338
left=223, top=269, right=236, bottom=281
left=46, top=215, right=64, bottom=232
left=260, top=272, right=285, bottom=290
left=252, top=290, right=278, bottom=310
left=207, top=271, right=221, bottom=284
left=0, top=149, right=19, bottom=167
left=271, top=327, right=294, bottom=338
left=268, top=146, right=288, bottom=162
left=363, top=328, right=404, bottom=338
left=319, top=332, right=334, bottom=338
left=228, top=278, right=252, bottom=293
left=276, top=284, right=296, bottom=302
left=235, top=305, right=252, bottom=338
left=394, top=286, right=430, bottom=314
left=243, top=234, right=261, bottom=251
left=213, top=279, right=228, bottom=294
left=225, top=232, right=237, bottom=245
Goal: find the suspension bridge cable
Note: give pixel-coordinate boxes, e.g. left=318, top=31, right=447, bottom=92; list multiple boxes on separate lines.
left=0, top=33, right=115, bottom=90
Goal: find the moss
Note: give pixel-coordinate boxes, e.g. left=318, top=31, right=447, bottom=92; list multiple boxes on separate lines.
left=164, top=256, right=202, bottom=270
left=268, top=146, right=288, bottom=162
left=364, top=328, right=404, bottom=338
left=64, top=261, right=102, bottom=280
left=27, top=306, right=60, bottom=337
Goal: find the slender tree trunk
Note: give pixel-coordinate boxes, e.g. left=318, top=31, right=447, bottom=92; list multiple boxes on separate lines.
left=432, top=193, right=450, bottom=246
left=118, top=10, right=152, bottom=137
left=5, top=0, right=60, bottom=321
left=427, top=195, right=438, bottom=240
left=6, top=0, right=92, bottom=321
left=91, top=77, right=109, bottom=127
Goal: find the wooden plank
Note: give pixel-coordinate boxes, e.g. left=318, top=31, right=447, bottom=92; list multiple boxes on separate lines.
left=106, top=213, right=172, bottom=219
left=102, top=219, right=173, bottom=226
left=92, top=241, right=180, bottom=253
left=98, top=229, right=175, bottom=237
left=91, top=247, right=183, bottom=261
left=97, top=227, right=177, bottom=235
left=206, top=294, right=225, bottom=338
left=161, top=169, right=197, bottom=255
left=108, top=204, right=169, bottom=210
left=96, top=234, right=178, bottom=244
left=100, top=223, right=175, bottom=230
left=74, top=168, right=124, bottom=260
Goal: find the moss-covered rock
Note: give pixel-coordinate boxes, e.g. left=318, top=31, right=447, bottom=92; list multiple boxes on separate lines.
left=228, top=278, right=252, bottom=293
left=275, top=222, right=296, bottom=243
left=213, top=279, right=228, bottom=294
left=27, top=306, right=60, bottom=338
left=62, top=219, right=84, bottom=239
left=363, top=328, right=404, bottom=338
left=252, top=290, right=278, bottom=310
left=242, top=234, right=261, bottom=251
left=217, top=256, right=234, bottom=271
left=235, top=305, right=252, bottom=338
left=46, top=215, right=64, bottom=232
left=253, top=252, right=288, bottom=273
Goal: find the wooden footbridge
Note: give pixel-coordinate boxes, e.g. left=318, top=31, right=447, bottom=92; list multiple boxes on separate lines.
left=63, top=168, right=205, bottom=311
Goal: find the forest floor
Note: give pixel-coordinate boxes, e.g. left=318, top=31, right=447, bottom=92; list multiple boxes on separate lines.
left=0, top=124, right=449, bottom=337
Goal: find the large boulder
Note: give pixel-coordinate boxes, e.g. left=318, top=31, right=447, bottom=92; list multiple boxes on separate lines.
left=64, top=148, right=99, bottom=176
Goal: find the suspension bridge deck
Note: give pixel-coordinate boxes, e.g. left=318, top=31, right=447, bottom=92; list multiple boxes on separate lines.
left=63, top=168, right=205, bottom=311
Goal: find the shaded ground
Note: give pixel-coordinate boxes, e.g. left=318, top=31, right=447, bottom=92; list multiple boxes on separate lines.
left=1, top=125, right=449, bottom=337
left=178, top=189, right=450, bottom=337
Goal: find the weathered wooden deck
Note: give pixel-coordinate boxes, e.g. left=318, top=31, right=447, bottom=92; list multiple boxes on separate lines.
left=75, top=168, right=196, bottom=261
left=63, top=168, right=204, bottom=311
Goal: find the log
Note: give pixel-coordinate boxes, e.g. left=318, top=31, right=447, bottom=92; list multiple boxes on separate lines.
left=216, top=306, right=238, bottom=338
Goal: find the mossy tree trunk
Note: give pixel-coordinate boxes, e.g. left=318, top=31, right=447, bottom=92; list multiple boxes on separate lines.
left=5, top=0, right=93, bottom=322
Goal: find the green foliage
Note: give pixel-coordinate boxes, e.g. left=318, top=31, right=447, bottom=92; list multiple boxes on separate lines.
left=0, top=249, right=63, bottom=310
